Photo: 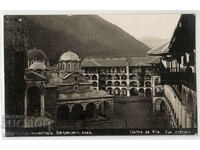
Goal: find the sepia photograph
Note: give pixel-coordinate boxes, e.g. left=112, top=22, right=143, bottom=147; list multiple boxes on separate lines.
left=3, top=13, right=197, bottom=136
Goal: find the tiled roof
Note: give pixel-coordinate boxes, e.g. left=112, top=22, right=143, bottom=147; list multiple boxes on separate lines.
left=129, top=57, right=153, bottom=66
left=147, top=56, right=161, bottom=64
left=82, top=58, right=127, bottom=67
left=58, top=90, right=112, bottom=100
left=147, top=41, right=170, bottom=56
left=82, top=56, right=158, bottom=67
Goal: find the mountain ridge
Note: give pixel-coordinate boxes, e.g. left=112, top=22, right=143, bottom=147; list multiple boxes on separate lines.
left=24, top=15, right=150, bottom=64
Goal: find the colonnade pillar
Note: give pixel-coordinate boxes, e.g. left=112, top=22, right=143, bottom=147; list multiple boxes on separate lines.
left=178, top=102, right=182, bottom=127
left=24, top=91, right=27, bottom=117
left=186, top=114, right=192, bottom=128
left=181, top=106, right=187, bottom=128
left=40, top=93, right=45, bottom=116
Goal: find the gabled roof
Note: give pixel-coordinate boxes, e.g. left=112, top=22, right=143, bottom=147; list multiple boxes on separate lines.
left=147, top=41, right=170, bottom=56
left=168, top=14, right=195, bottom=54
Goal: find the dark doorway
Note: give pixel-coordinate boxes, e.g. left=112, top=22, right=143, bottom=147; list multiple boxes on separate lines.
left=27, top=86, right=41, bottom=116
left=57, top=105, right=70, bottom=121
left=130, top=88, right=138, bottom=96
left=85, top=103, right=96, bottom=119
left=139, top=88, right=144, bottom=96
left=99, top=101, right=110, bottom=117
left=71, top=104, right=83, bottom=120
left=145, top=89, right=152, bottom=97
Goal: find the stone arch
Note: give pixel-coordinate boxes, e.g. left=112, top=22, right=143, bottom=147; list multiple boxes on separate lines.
left=138, top=88, right=144, bottom=96
left=107, top=87, right=113, bottom=95
left=27, top=86, right=41, bottom=116
left=114, top=81, right=120, bottom=86
left=114, top=75, right=120, bottom=80
left=121, top=75, right=127, bottom=80
left=85, top=103, right=97, bottom=119
left=145, top=81, right=151, bottom=87
left=155, top=98, right=167, bottom=111
left=114, top=88, right=120, bottom=95
left=92, top=81, right=97, bottom=87
left=121, top=81, right=127, bottom=86
left=130, top=81, right=137, bottom=87
left=145, top=88, right=152, bottom=97
left=121, top=88, right=127, bottom=96
left=155, top=87, right=163, bottom=96
left=107, top=81, right=112, bottom=86
left=92, top=75, right=97, bottom=80
left=57, top=105, right=70, bottom=121
left=130, top=88, right=138, bottom=96
left=107, top=75, right=112, bottom=80
left=99, top=101, right=111, bottom=117
left=85, top=74, right=90, bottom=80
left=71, top=104, right=84, bottom=120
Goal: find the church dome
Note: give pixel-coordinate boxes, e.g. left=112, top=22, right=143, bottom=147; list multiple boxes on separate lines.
left=59, top=51, right=80, bottom=61
left=28, top=48, right=47, bottom=60
left=29, top=62, right=47, bottom=70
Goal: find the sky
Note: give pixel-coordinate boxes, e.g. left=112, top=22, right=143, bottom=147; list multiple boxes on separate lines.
left=99, top=14, right=180, bottom=41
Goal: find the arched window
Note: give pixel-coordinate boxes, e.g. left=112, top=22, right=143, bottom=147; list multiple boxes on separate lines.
left=107, top=75, right=112, bottom=80
left=85, top=75, right=90, bottom=80
left=114, top=88, right=120, bottom=95
left=121, top=75, right=127, bottom=80
left=114, top=75, right=120, bottom=80
left=145, top=82, right=151, bottom=87
left=92, top=81, right=97, bottom=87
left=145, top=75, right=151, bottom=79
left=107, top=81, right=112, bottom=86
left=121, top=88, right=127, bottom=96
left=114, top=81, right=120, bottom=86
left=130, top=75, right=137, bottom=80
left=121, top=81, right=127, bottom=86
left=92, top=75, right=97, bottom=80
left=107, top=87, right=113, bottom=95
left=130, top=81, right=137, bottom=87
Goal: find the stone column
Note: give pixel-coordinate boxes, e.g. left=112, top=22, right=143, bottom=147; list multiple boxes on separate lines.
left=82, top=103, right=87, bottom=111
left=186, top=114, right=192, bottom=128
left=24, top=91, right=27, bottom=117
left=126, top=65, right=130, bottom=97
left=181, top=106, right=187, bottom=128
left=40, top=93, right=45, bottom=116
left=178, top=103, right=182, bottom=127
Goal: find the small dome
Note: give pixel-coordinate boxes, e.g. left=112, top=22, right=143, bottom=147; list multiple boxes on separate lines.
left=29, top=62, right=47, bottom=70
left=28, top=48, right=47, bottom=60
left=59, top=51, right=80, bottom=61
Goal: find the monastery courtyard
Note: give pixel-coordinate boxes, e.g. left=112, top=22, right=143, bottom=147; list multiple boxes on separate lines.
left=56, top=96, right=171, bottom=129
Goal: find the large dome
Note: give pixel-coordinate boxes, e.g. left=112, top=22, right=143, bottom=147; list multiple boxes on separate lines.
left=28, top=48, right=47, bottom=60
left=29, top=62, right=47, bottom=70
left=59, top=51, right=80, bottom=61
